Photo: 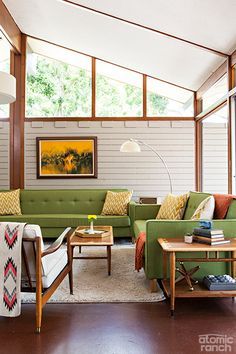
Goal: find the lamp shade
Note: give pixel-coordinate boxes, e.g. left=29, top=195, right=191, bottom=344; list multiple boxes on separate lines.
left=120, top=140, right=141, bottom=152
left=0, top=71, right=16, bottom=104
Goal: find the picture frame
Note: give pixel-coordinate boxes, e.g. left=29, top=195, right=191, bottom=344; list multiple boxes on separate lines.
left=36, top=137, right=97, bottom=178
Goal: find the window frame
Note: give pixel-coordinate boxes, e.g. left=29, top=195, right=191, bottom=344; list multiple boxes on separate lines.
left=24, top=36, right=195, bottom=121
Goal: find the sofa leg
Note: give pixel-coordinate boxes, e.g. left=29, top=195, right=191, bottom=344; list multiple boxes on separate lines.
left=150, top=279, right=158, bottom=293
left=132, top=237, right=135, bottom=244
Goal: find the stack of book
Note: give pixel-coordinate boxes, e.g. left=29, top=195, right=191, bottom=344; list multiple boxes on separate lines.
left=193, top=227, right=230, bottom=245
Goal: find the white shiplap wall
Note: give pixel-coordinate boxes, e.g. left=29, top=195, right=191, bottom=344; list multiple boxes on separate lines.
left=0, top=121, right=10, bottom=190
left=24, top=120, right=195, bottom=200
left=202, top=122, right=228, bottom=194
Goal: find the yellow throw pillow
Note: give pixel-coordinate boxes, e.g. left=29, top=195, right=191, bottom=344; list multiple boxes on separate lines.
left=191, top=196, right=215, bottom=220
left=0, top=189, right=22, bottom=215
left=156, top=193, right=189, bottom=220
left=101, top=191, right=133, bottom=216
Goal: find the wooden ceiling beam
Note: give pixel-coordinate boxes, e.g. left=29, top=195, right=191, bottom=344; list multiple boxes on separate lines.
left=62, top=0, right=229, bottom=58
left=0, top=0, right=21, bottom=53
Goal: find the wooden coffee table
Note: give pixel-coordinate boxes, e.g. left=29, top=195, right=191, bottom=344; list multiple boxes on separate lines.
left=158, top=238, right=236, bottom=316
left=69, top=226, right=114, bottom=290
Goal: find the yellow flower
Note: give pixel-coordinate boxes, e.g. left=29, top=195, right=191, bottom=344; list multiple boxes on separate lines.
left=88, top=215, right=97, bottom=221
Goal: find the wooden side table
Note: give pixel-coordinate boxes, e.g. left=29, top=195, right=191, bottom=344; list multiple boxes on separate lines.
left=158, top=238, right=236, bottom=316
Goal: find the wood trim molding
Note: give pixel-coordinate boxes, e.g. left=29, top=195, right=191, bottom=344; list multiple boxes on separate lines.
left=196, top=61, right=227, bottom=100
left=229, top=86, right=236, bottom=98
left=195, top=98, right=227, bottom=122
left=231, top=49, right=236, bottom=67
left=62, top=0, right=228, bottom=58
left=227, top=57, right=233, bottom=194
left=25, top=117, right=195, bottom=122
left=143, top=75, right=147, bottom=117
left=0, top=0, right=21, bottom=53
left=195, top=120, right=202, bottom=191
left=92, top=57, right=96, bottom=118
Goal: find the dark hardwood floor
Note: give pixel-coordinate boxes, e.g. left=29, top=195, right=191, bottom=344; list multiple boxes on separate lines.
left=0, top=299, right=235, bottom=354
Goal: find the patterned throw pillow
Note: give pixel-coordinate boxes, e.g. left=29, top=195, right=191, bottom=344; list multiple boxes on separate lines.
left=101, top=191, right=133, bottom=216
left=191, top=196, right=215, bottom=220
left=0, top=189, right=22, bottom=215
left=156, top=193, right=189, bottom=220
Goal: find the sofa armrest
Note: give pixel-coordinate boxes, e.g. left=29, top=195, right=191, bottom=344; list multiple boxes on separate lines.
left=129, top=203, right=161, bottom=224
left=144, top=219, right=236, bottom=279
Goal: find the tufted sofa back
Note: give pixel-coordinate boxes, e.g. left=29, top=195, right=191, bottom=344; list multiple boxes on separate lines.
left=20, top=189, right=128, bottom=215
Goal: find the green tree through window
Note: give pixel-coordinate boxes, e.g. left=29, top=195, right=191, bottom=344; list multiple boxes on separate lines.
left=26, top=55, right=92, bottom=117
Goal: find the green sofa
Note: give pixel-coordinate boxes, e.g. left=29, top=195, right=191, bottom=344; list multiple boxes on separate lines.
left=0, top=189, right=133, bottom=238
left=132, top=191, right=236, bottom=283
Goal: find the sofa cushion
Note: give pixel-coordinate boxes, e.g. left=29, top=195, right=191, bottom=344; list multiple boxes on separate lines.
left=133, top=220, right=146, bottom=238
left=226, top=199, right=236, bottom=219
left=183, top=191, right=211, bottom=220
left=156, top=193, right=189, bottom=220
left=20, top=189, right=129, bottom=215
left=191, top=196, right=215, bottom=220
left=0, top=189, right=21, bottom=215
left=0, top=214, right=130, bottom=228
left=22, top=247, right=68, bottom=289
left=42, top=248, right=68, bottom=288
left=101, top=190, right=133, bottom=216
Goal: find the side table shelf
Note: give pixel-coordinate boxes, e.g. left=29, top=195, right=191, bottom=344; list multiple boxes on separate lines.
left=158, top=238, right=236, bottom=316
left=161, top=279, right=236, bottom=298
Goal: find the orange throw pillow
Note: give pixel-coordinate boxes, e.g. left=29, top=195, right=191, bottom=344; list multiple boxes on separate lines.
left=213, top=194, right=236, bottom=219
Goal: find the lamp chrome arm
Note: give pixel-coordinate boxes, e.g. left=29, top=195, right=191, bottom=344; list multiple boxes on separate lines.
left=131, top=139, right=173, bottom=194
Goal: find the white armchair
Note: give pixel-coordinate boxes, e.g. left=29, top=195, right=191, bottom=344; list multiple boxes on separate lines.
left=21, top=225, right=73, bottom=333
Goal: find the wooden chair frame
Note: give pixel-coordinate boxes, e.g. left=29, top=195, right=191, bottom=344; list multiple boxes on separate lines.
left=22, top=228, right=74, bottom=333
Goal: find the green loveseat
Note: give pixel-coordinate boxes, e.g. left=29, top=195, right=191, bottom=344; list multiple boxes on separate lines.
left=132, top=191, right=236, bottom=283
left=0, top=189, right=133, bottom=238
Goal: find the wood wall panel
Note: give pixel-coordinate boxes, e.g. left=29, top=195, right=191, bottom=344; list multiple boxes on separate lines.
left=24, top=120, right=195, bottom=200
left=202, top=123, right=228, bottom=193
left=0, top=122, right=10, bottom=189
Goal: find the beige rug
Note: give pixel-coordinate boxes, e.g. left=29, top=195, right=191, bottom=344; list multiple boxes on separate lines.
left=22, top=245, right=165, bottom=303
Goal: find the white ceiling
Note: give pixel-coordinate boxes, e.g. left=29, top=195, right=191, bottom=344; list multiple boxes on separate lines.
left=3, top=0, right=234, bottom=91
left=71, top=0, right=236, bottom=54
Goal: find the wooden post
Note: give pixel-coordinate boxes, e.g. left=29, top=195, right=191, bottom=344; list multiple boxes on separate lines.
left=10, top=34, right=26, bottom=189
left=36, top=237, right=42, bottom=333
left=227, top=56, right=233, bottom=193
left=170, top=252, right=176, bottom=316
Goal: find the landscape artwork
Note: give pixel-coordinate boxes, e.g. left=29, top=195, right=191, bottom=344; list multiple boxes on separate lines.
left=37, top=137, right=97, bottom=178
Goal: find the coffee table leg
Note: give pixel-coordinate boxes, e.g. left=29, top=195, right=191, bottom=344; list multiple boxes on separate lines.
left=107, top=246, right=111, bottom=276
left=170, top=251, right=176, bottom=316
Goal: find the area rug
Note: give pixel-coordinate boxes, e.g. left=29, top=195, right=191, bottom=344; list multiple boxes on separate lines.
left=22, top=245, right=165, bottom=303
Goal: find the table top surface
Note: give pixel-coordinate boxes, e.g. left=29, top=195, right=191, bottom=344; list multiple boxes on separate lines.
left=71, top=225, right=114, bottom=246
left=158, top=238, right=236, bottom=252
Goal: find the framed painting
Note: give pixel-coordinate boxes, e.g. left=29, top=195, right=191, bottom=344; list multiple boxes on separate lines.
left=36, top=137, right=97, bottom=178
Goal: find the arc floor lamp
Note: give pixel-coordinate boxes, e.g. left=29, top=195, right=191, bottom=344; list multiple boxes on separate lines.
left=120, top=138, right=173, bottom=194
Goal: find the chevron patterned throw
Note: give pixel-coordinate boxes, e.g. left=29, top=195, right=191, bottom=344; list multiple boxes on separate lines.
left=0, top=222, right=26, bottom=317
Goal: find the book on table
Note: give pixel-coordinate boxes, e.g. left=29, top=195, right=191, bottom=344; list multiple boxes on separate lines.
left=193, top=235, right=230, bottom=246
left=193, top=228, right=224, bottom=237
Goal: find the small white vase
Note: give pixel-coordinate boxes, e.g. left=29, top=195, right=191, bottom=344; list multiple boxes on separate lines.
left=89, top=221, right=95, bottom=234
